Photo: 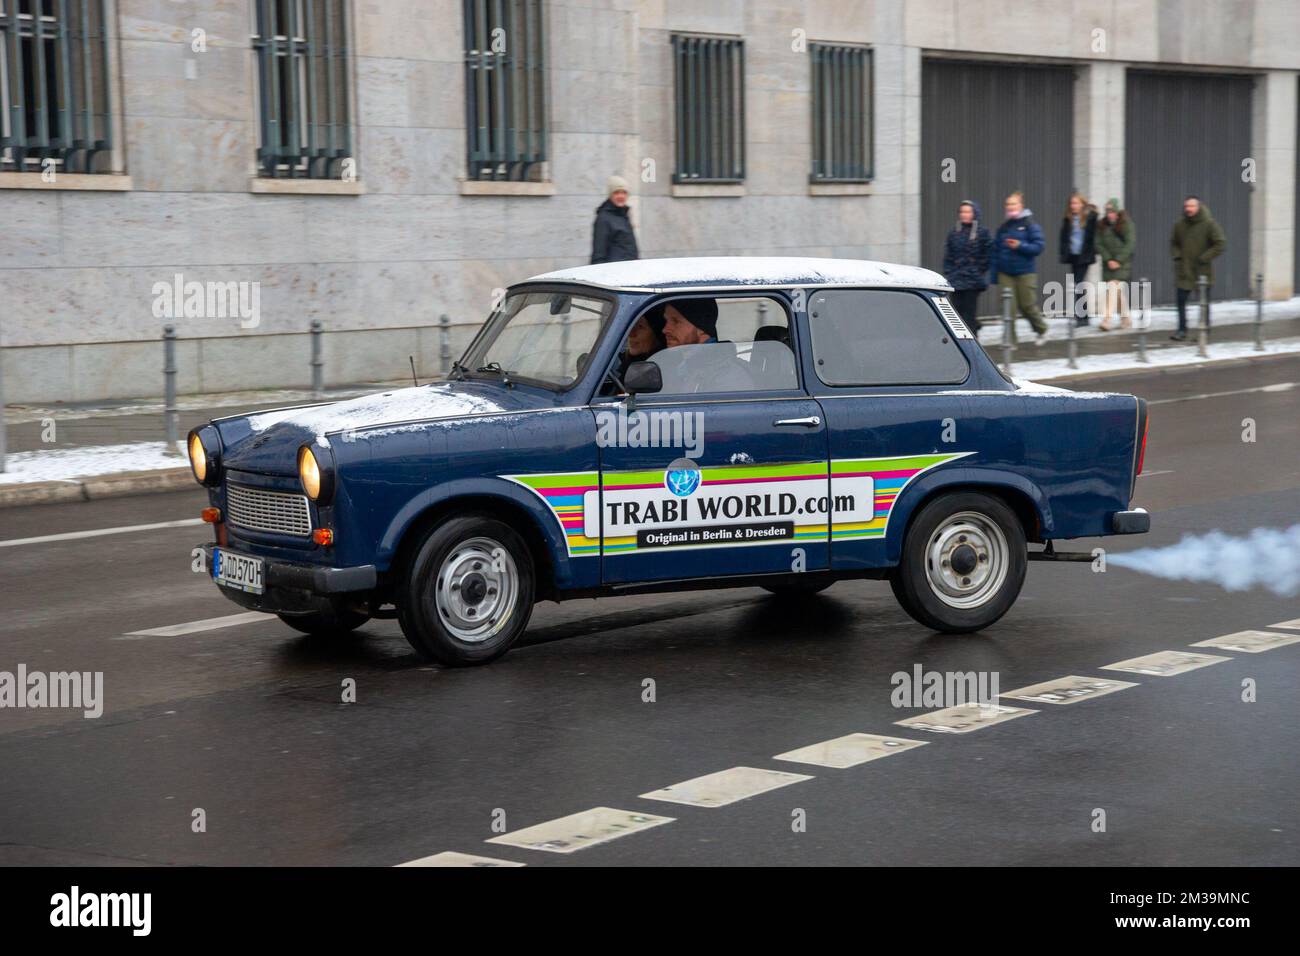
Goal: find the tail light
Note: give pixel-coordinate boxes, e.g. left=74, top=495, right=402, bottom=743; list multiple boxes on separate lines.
left=1132, top=399, right=1149, bottom=499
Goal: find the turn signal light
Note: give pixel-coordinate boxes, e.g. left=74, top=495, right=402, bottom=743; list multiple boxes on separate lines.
left=312, top=528, right=335, bottom=546
left=201, top=507, right=221, bottom=523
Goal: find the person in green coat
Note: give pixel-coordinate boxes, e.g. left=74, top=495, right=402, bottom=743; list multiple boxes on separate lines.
left=1169, top=196, right=1226, bottom=341
left=1096, top=198, right=1135, bottom=330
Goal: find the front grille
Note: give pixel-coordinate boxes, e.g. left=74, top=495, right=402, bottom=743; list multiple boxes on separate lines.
left=226, top=484, right=312, bottom=537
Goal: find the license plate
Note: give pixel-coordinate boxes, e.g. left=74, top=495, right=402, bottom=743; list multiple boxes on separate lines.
left=213, top=548, right=265, bottom=595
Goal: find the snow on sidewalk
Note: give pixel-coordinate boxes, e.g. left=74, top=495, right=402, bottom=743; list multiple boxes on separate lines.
left=1014, top=336, right=1300, bottom=381
left=0, top=442, right=186, bottom=485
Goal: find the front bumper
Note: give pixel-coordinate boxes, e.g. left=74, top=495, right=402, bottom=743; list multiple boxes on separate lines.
left=201, top=543, right=377, bottom=616
left=1108, top=509, right=1151, bottom=535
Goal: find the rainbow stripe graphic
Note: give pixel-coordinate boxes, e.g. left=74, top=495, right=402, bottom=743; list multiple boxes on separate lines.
left=829, top=453, right=972, bottom=541
left=503, top=471, right=601, bottom=557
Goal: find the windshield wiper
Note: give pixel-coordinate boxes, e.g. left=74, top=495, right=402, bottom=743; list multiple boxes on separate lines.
left=474, top=362, right=512, bottom=387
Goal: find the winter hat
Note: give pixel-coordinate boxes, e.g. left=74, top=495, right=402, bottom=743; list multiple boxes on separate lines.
left=1105, top=197, right=1121, bottom=212
left=669, top=298, right=719, bottom=339
left=607, top=174, right=630, bottom=196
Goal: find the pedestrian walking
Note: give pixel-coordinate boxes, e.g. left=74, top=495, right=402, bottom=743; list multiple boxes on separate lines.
left=990, top=191, right=1048, bottom=346
left=1169, top=195, right=1226, bottom=341
left=1096, top=198, right=1135, bottom=331
left=1059, top=192, right=1099, bottom=327
left=591, top=174, right=639, bottom=265
left=942, top=199, right=993, bottom=334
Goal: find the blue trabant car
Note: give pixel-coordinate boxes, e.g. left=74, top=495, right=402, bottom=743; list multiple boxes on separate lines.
left=188, top=257, right=1150, bottom=665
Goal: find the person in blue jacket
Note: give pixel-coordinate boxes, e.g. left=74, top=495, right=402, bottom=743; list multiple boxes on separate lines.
left=942, top=199, right=993, bottom=333
left=989, top=191, right=1048, bottom=345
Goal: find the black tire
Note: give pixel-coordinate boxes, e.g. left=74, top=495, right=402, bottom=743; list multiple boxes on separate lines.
left=762, top=579, right=832, bottom=597
left=397, top=515, right=535, bottom=666
left=890, top=491, right=1026, bottom=633
left=277, top=601, right=369, bottom=638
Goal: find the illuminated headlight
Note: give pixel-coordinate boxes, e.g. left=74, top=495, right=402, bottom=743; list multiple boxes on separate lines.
left=298, top=444, right=334, bottom=503
left=187, top=427, right=221, bottom=486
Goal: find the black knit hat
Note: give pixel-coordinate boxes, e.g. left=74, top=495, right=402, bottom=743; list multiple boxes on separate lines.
left=669, top=298, right=719, bottom=339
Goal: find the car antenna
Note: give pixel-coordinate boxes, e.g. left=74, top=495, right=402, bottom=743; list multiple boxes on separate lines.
left=409, top=355, right=419, bottom=387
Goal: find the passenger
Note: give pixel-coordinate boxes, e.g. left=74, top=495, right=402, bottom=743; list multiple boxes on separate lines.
left=658, top=299, right=752, bottom=393
left=618, top=307, right=667, bottom=378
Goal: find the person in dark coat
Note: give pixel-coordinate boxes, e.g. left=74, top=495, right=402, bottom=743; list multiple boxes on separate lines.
left=1058, top=192, right=1099, bottom=327
left=942, top=199, right=993, bottom=333
left=1169, top=196, right=1226, bottom=341
left=590, top=175, right=639, bottom=265
left=990, top=192, right=1048, bottom=345
left=1096, top=198, right=1136, bottom=331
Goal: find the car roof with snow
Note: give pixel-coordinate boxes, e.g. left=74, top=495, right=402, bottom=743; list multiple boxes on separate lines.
left=520, top=256, right=952, bottom=293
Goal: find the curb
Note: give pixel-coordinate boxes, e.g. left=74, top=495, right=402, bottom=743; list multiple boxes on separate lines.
left=0, top=468, right=196, bottom=509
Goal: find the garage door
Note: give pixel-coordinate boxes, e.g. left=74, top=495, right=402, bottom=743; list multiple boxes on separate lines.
left=921, top=59, right=1075, bottom=323
left=1125, top=70, right=1254, bottom=304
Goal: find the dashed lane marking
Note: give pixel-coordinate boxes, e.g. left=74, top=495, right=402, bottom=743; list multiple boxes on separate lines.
left=123, top=611, right=274, bottom=638
left=774, top=733, right=928, bottom=769
left=1001, top=676, right=1139, bottom=705
left=1191, top=630, right=1300, bottom=653
left=1147, top=381, right=1298, bottom=405
left=1100, top=650, right=1231, bottom=676
left=640, top=766, right=813, bottom=808
left=397, top=852, right=524, bottom=867
left=895, top=702, right=1037, bottom=734
left=486, top=807, right=674, bottom=854
left=0, top=518, right=204, bottom=549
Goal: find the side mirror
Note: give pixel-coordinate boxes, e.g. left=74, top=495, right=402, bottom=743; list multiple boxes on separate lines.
left=623, top=360, right=662, bottom=394
left=549, top=294, right=571, bottom=315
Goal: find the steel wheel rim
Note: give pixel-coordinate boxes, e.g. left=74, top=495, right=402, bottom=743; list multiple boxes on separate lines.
left=434, top=537, right=518, bottom=643
left=924, top=511, right=1009, bottom=609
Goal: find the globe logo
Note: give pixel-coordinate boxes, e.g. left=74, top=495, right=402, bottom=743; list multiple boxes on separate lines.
left=665, top=459, right=701, bottom=497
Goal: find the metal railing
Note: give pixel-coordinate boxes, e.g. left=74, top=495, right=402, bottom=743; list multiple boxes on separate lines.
left=672, top=33, right=744, bottom=184
left=253, top=0, right=353, bottom=179
left=810, top=43, right=872, bottom=183
left=464, top=0, right=547, bottom=183
left=0, top=0, right=113, bottom=174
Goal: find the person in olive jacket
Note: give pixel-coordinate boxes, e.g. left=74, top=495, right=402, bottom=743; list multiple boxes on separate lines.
left=1169, top=195, right=1226, bottom=341
left=1096, top=198, right=1136, bottom=331
left=590, top=175, right=639, bottom=265
left=1058, top=192, right=1099, bottom=327
left=942, top=199, right=993, bottom=333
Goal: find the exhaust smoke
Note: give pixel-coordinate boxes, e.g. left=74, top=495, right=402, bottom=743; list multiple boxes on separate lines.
left=1108, top=523, right=1300, bottom=597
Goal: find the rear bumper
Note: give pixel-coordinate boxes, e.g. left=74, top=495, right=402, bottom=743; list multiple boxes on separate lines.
left=201, top=543, right=377, bottom=616
left=1108, top=509, right=1151, bottom=535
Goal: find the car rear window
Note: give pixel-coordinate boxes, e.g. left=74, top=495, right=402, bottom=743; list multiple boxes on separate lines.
left=808, top=289, right=969, bottom=387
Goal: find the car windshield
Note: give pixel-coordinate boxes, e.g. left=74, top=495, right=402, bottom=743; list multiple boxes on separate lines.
left=460, top=291, right=613, bottom=389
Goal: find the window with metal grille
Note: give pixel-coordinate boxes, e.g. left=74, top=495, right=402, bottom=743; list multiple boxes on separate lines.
left=252, top=0, right=352, bottom=179
left=0, top=0, right=113, bottom=174
left=810, top=43, right=872, bottom=183
left=671, top=34, right=744, bottom=184
left=463, top=0, right=546, bottom=183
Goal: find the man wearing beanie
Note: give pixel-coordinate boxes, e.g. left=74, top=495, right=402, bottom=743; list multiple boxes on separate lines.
left=653, top=298, right=752, bottom=393
left=590, top=174, right=639, bottom=264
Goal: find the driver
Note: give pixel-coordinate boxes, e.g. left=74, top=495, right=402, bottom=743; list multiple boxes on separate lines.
left=658, top=299, right=752, bottom=393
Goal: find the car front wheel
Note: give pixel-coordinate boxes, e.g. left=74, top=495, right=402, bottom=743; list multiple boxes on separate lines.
left=890, top=492, right=1026, bottom=633
left=397, top=515, right=535, bottom=666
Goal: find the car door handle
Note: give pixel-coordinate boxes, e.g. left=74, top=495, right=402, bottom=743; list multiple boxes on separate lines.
left=774, top=416, right=821, bottom=428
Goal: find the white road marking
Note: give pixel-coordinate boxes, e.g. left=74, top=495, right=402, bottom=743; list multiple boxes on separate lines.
left=123, top=611, right=274, bottom=637
left=1191, top=630, right=1300, bottom=653
left=397, top=851, right=524, bottom=868
left=1148, top=381, right=1298, bottom=405
left=640, top=766, right=813, bottom=808
left=0, top=518, right=203, bottom=549
left=1268, top=618, right=1300, bottom=631
left=1001, top=676, right=1139, bottom=704
left=486, top=807, right=674, bottom=854
left=895, top=702, right=1037, bottom=734
left=775, top=733, right=928, bottom=769
left=1100, top=650, right=1231, bottom=676
left=1137, top=469, right=1175, bottom=478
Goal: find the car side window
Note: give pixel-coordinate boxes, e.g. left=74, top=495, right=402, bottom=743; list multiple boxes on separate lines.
left=808, top=290, right=969, bottom=387
left=651, top=296, right=799, bottom=396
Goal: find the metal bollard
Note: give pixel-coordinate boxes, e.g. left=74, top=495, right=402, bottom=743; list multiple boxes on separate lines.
left=1254, top=272, right=1265, bottom=352
left=1135, top=277, right=1149, bottom=363
left=999, top=285, right=1014, bottom=374
left=163, top=325, right=181, bottom=455
left=439, top=314, right=451, bottom=376
left=1196, top=274, right=1209, bottom=358
left=310, top=320, right=324, bottom=399
left=1066, top=303, right=1078, bottom=370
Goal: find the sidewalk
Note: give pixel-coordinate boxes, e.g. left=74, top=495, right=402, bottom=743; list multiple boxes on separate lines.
left=3, top=296, right=1299, bottom=507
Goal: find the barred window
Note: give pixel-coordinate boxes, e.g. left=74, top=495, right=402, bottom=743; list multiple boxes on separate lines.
left=253, top=0, right=353, bottom=180
left=463, top=0, right=547, bottom=183
left=671, top=34, right=744, bottom=184
left=810, top=43, right=872, bottom=182
left=0, top=0, right=113, bottom=174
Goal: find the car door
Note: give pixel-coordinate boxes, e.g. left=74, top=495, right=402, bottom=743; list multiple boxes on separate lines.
left=593, top=294, right=832, bottom=586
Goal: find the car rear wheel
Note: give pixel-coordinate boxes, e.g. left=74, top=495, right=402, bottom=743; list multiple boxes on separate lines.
left=277, top=601, right=369, bottom=638
left=397, top=515, right=535, bottom=666
left=890, top=492, right=1026, bottom=633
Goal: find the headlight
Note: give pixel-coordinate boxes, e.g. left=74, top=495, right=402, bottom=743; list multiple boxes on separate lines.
left=187, top=427, right=221, bottom=486
left=188, top=433, right=207, bottom=483
left=298, top=444, right=333, bottom=502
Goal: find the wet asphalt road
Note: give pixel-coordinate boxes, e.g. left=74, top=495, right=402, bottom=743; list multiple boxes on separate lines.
left=1, top=356, right=1298, bottom=867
